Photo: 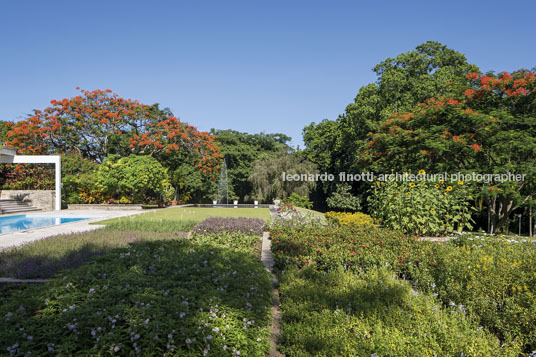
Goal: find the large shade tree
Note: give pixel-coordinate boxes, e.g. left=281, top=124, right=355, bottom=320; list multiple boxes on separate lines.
left=249, top=150, right=318, bottom=203
left=211, top=129, right=291, bottom=202
left=4, top=89, right=222, bottom=174
left=303, top=41, right=478, bottom=204
left=363, top=70, right=536, bottom=233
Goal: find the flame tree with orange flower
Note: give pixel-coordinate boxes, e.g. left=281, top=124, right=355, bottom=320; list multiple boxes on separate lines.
left=2, top=88, right=223, bottom=203
left=363, top=69, right=536, bottom=234
left=4, top=88, right=222, bottom=170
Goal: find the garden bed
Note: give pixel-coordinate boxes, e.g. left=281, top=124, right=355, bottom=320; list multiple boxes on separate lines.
left=270, top=223, right=536, bottom=356
left=0, top=217, right=273, bottom=355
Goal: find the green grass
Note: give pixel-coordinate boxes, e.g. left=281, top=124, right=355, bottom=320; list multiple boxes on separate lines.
left=102, top=219, right=197, bottom=232
left=93, top=207, right=270, bottom=226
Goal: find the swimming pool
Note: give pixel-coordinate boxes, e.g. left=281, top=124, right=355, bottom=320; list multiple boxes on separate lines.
left=0, top=215, right=91, bottom=234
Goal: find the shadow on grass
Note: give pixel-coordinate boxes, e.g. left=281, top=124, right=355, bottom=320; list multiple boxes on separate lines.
left=0, top=230, right=187, bottom=279
left=280, top=266, right=411, bottom=318
left=0, top=239, right=272, bottom=356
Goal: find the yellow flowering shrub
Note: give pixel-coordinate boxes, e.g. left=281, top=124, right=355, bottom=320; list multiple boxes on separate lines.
left=325, top=211, right=375, bottom=228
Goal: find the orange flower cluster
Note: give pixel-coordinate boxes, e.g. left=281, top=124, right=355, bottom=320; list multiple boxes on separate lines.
left=464, top=71, right=535, bottom=98
left=4, top=88, right=222, bottom=175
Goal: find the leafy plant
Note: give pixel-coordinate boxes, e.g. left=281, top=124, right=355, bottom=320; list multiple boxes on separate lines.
left=278, top=266, right=518, bottom=356
left=412, top=235, right=536, bottom=352
left=270, top=225, right=423, bottom=276
left=369, top=176, right=476, bottom=236
left=0, top=239, right=272, bottom=356
left=96, top=154, right=173, bottom=204
left=248, top=150, right=317, bottom=202
left=284, top=192, right=312, bottom=209
left=326, top=183, right=361, bottom=211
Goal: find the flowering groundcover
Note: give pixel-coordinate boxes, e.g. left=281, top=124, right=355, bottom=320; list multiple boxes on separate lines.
left=271, top=224, right=536, bottom=356
left=0, top=234, right=272, bottom=356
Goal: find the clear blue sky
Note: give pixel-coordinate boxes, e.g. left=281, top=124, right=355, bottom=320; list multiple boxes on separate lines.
left=1, top=0, right=535, bottom=148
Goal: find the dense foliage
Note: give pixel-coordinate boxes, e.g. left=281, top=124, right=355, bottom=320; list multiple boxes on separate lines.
left=363, top=70, right=536, bottom=233
left=326, top=183, right=361, bottom=211
left=249, top=150, right=317, bottom=202
left=279, top=267, right=514, bottom=356
left=212, top=129, right=291, bottom=202
left=96, top=155, right=173, bottom=204
left=369, top=176, right=475, bottom=236
left=0, top=164, right=54, bottom=190
left=4, top=89, right=221, bottom=169
left=1, top=89, right=226, bottom=204
left=271, top=225, right=421, bottom=275
left=413, top=235, right=536, bottom=352
left=302, top=42, right=535, bottom=232
left=271, top=223, right=536, bottom=355
left=284, top=193, right=312, bottom=209
left=303, top=41, right=478, bottom=208
left=325, top=211, right=375, bottom=228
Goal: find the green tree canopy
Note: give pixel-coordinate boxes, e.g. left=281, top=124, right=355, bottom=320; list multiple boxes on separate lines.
left=96, top=154, right=172, bottom=204
left=363, top=70, right=536, bottom=233
left=211, top=129, right=292, bottom=202
left=303, top=41, right=479, bottom=205
left=248, top=150, right=317, bottom=203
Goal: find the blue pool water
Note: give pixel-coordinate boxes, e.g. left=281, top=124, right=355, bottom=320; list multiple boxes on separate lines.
left=0, top=215, right=90, bottom=234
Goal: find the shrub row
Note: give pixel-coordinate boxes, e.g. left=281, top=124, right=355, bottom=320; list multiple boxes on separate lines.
left=271, top=225, right=423, bottom=276
left=192, top=217, right=265, bottom=236
left=325, top=211, right=375, bottom=228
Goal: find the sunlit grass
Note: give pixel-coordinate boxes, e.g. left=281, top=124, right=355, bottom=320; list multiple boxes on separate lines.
left=93, top=207, right=270, bottom=225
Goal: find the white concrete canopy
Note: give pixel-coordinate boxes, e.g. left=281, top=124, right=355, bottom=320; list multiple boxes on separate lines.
left=0, top=147, right=61, bottom=211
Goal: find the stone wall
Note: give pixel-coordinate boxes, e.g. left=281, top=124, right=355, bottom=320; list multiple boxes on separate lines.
left=0, top=190, right=55, bottom=211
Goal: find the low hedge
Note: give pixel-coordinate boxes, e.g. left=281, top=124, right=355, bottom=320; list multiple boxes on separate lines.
left=325, top=211, right=375, bottom=228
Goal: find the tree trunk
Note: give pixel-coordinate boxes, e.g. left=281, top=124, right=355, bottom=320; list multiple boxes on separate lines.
left=530, top=203, right=533, bottom=238
left=487, top=197, right=492, bottom=233
left=494, top=198, right=515, bottom=234
left=490, top=196, right=497, bottom=234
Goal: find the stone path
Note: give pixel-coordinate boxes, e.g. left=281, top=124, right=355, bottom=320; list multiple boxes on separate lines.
left=261, top=231, right=284, bottom=357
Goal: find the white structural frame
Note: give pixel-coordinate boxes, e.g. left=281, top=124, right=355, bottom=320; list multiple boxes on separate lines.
left=0, top=154, right=61, bottom=211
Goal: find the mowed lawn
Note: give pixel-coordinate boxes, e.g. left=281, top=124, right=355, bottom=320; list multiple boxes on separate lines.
left=94, top=206, right=271, bottom=225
